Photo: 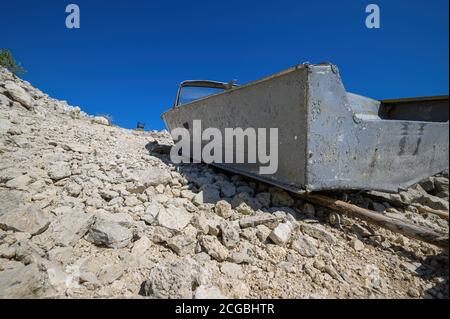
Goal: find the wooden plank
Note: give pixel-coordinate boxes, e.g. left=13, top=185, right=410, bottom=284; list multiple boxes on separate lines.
left=303, top=193, right=449, bottom=249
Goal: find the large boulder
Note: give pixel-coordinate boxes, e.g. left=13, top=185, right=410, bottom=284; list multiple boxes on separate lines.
left=0, top=205, right=52, bottom=235
left=0, top=264, right=49, bottom=298
left=3, top=82, right=34, bottom=110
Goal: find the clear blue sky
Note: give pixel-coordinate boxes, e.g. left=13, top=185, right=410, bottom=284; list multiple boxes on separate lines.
left=1, top=0, right=448, bottom=130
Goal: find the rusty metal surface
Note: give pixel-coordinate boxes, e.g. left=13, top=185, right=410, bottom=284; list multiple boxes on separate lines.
left=162, top=63, right=449, bottom=193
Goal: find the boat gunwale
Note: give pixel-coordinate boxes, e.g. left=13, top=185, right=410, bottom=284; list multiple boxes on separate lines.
left=161, top=64, right=309, bottom=119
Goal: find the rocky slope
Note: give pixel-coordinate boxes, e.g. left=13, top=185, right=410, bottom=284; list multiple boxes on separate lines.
left=0, top=66, right=448, bottom=299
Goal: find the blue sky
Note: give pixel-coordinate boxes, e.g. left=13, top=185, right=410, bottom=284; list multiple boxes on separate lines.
left=1, top=0, right=448, bottom=130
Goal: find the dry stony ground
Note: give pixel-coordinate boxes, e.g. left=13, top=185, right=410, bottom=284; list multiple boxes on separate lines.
left=0, top=66, right=448, bottom=299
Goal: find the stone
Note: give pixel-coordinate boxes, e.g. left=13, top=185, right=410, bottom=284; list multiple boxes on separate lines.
left=366, top=190, right=404, bottom=206
left=270, top=188, right=294, bottom=207
left=207, top=220, right=221, bottom=236
left=324, top=265, right=346, bottom=283
left=376, top=185, right=450, bottom=211
left=302, top=203, right=316, bottom=217
left=132, top=167, right=172, bottom=187
left=269, top=222, right=292, bottom=245
left=86, top=220, right=133, bottom=248
left=215, top=180, right=236, bottom=198
left=239, top=214, right=280, bottom=228
left=0, top=190, right=28, bottom=214
left=220, top=262, right=244, bottom=279
left=65, top=182, right=82, bottom=197
left=141, top=202, right=161, bottom=225
left=11, top=240, right=45, bottom=265
left=0, top=93, right=12, bottom=107
left=215, top=200, right=233, bottom=219
left=155, top=184, right=165, bottom=194
left=47, top=247, right=75, bottom=266
left=255, top=192, right=271, bottom=208
left=180, top=189, right=195, bottom=200
left=256, top=224, right=271, bottom=242
left=4, top=82, right=34, bottom=109
left=97, top=263, right=125, bottom=284
left=0, top=205, right=52, bottom=235
left=5, top=174, right=32, bottom=190
left=235, top=202, right=254, bottom=215
left=0, top=244, right=15, bottom=259
left=301, top=223, right=336, bottom=245
left=156, top=206, right=192, bottom=231
left=7, top=127, right=23, bottom=135
left=361, top=264, right=383, bottom=290
left=124, top=196, right=140, bottom=207
left=419, top=177, right=435, bottom=192
left=149, top=226, right=174, bottom=243
left=131, top=236, right=152, bottom=256
left=45, top=262, right=78, bottom=294
left=97, top=212, right=134, bottom=227
left=167, top=234, right=196, bottom=256
left=61, top=142, right=92, bottom=154
left=200, top=235, right=229, bottom=262
left=91, top=116, right=110, bottom=126
left=351, top=224, right=373, bottom=238
left=291, top=235, right=319, bottom=257
left=236, top=185, right=254, bottom=195
left=99, top=190, right=119, bottom=201
left=231, top=192, right=261, bottom=210
left=313, top=259, right=325, bottom=271
left=0, top=263, right=48, bottom=298
left=194, top=285, right=227, bottom=299
left=220, top=222, right=240, bottom=249
left=407, top=287, right=421, bottom=298
left=400, top=261, right=421, bottom=275
left=50, top=209, right=94, bottom=247
left=191, top=214, right=210, bottom=234
left=47, top=163, right=71, bottom=181
left=219, top=279, right=250, bottom=299
left=433, top=176, right=449, bottom=194
left=350, top=238, right=364, bottom=251
left=193, top=187, right=221, bottom=205
left=143, top=260, right=195, bottom=299
left=371, top=202, right=386, bottom=212
left=228, top=251, right=253, bottom=264
left=79, top=271, right=99, bottom=285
